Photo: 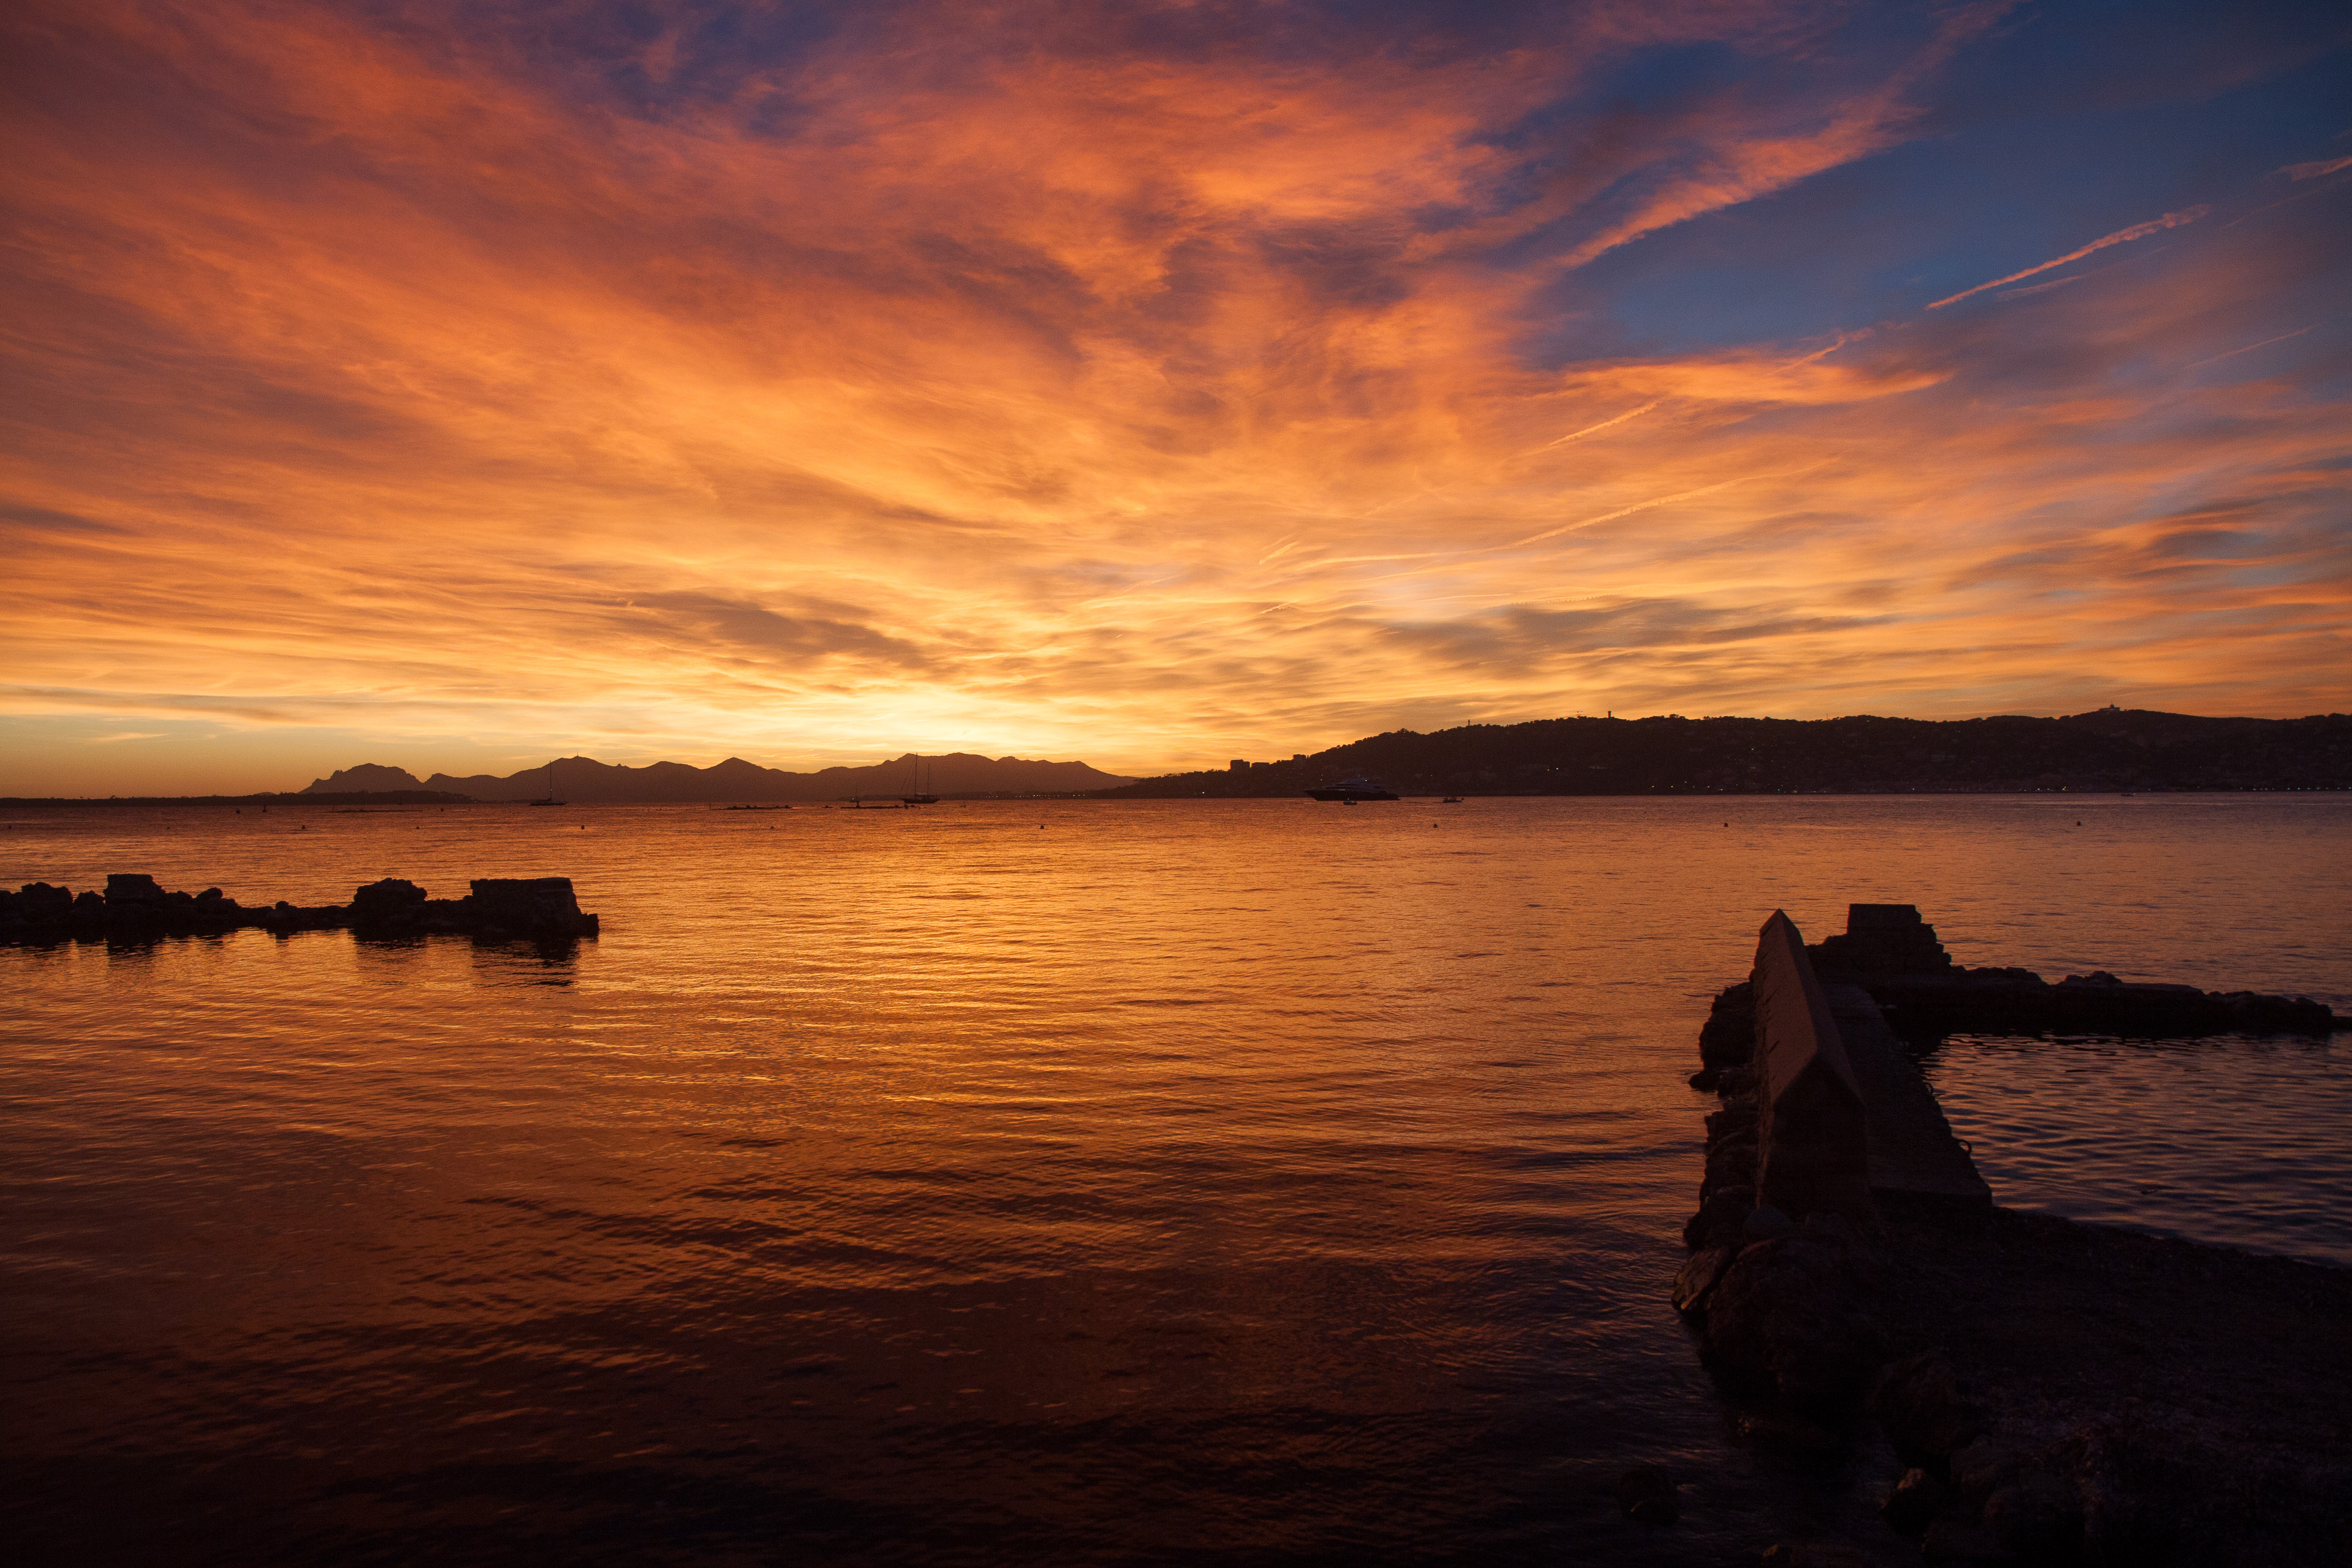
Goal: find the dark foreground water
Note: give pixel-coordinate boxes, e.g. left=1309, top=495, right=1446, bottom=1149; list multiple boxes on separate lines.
left=3, top=795, right=2347, bottom=1565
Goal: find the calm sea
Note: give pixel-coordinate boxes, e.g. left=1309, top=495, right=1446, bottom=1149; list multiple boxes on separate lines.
left=4, top=795, right=2347, bottom=1565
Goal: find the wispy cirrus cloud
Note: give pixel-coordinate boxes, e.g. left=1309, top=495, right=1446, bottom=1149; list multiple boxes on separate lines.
left=1927, top=206, right=2212, bottom=310
left=2186, top=328, right=2314, bottom=370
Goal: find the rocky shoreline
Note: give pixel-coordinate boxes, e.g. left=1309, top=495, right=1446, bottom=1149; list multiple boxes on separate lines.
left=0, top=874, right=598, bottom=942
left=1672, top=907, right=2350, bottom=1566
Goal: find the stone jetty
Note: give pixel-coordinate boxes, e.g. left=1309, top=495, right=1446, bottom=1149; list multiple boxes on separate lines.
left=1677, top=906, right=2352, bottom=1567
left=1676, top=909, right=1976, bottom=1431
left=0, top=874, right=598, bottom=941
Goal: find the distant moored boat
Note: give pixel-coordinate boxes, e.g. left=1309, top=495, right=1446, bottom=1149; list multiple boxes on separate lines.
left=1305, top=775, right=1399, bottom=802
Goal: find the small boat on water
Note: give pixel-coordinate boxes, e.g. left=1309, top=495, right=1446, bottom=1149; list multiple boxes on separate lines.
left=1441, top=795, right=1463, bottom=804
left=1305, top=775, right=1399, bottom=803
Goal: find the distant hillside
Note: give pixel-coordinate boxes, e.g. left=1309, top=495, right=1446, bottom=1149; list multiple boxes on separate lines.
left=303, top=752, right=1135, bottom=802
left=1, top=790, right=471, bottom=807
left=1103, top=710, right=2352, bottom=797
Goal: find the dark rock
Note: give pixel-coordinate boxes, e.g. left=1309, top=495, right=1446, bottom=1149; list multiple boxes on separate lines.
left=1813, top=903, right=1955, bottom=978
left=1762, top=1540, right=1883, bottom=1567
left=263, top=903, right=349, bottom=932
left=2217, top=989, right=2338, bottom=1034
left=1672, top=1246, right=1735, bottom=1317
left=1698, top=980, right=1757, bottom=1069
left=464, top=877, right=598, bottom=937
left=350, top=878, right=429, bottom=929
left=1704, top=1235, right=1884, bottom=1415
left=1707, top=1105, right=1759, bottom=1142
left=1869, top=962, right=2336, bottom=1040
left=1735, top=1408, right=1848, bottom=1455
left=1685, top=1186, right=1754, bottom=1250
left=2068, top=1431, right=2168, bottom=1566
left=1872, top=1352, right=1985, bottom=1464
left=1613, top=1465, right=1678, bottom=1524
left=1742, top=1204, right=1795, bottom=1242
left=1920, top=1517, right=2009, bottom=1564
left=1704, top=1135, right=1760, bottom=1197
left=1951, top=1436, right=2019, bottom=1503
left=17, top=882, right=75, bottom=922
left=413, top=897, right=472, bottom=930
left=1883, top=1466, right=1950, bottom=1536
left=1983, top=1475, right=2082, bottom=1563
left=104, top=873, right=165, bottom=905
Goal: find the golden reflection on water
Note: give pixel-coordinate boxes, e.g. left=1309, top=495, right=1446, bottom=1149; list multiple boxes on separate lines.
left=2, top=795, right=2346, bottom=1562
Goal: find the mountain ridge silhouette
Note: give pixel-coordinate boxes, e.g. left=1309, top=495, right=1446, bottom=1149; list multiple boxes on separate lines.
left=303, top=753, right=1135, bottom=801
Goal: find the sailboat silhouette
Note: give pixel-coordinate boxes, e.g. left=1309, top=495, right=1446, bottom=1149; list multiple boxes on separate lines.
left=901, top=753, right=937, bottom=805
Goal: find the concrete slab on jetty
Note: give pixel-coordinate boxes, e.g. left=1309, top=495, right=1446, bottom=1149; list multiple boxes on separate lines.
left=1693, top=909, right=1989, bottom=1223
left=1822, top=982, right=1991, bottom=1214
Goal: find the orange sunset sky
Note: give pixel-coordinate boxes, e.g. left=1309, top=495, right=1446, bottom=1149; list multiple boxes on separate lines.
left=4, top=0, right=2349, bottom=794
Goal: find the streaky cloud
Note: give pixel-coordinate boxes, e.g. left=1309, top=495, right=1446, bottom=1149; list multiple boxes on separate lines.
left=1927, top=206, right=2212, bottom=310
left=2280, top=154, right=2352, bottom=180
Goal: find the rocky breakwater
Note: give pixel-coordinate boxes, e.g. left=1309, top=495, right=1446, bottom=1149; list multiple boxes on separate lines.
left=1811, top=903, right=2342, bottom=1039
left=1679, top=907, right=2352, bottom=1567
left=0, top=874, right=598, bottom=941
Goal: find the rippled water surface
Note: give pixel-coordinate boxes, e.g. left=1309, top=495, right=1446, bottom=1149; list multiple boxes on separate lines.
left=4, top=794, right=2347, bottom=1564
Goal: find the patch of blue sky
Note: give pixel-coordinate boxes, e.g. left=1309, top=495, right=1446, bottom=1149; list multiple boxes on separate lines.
left=1522, top=36, right=2350, bottom=366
